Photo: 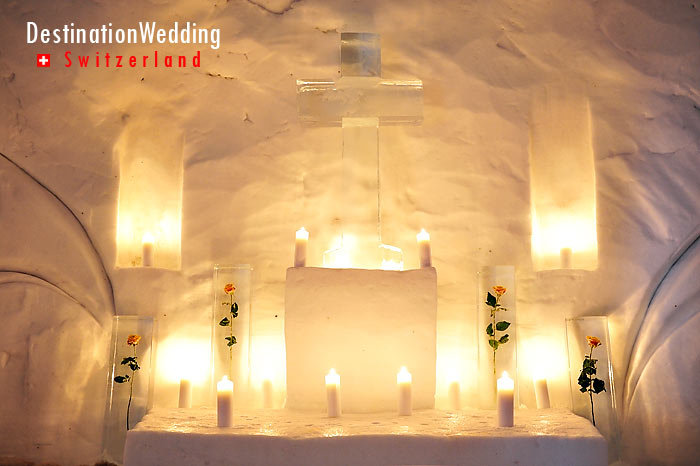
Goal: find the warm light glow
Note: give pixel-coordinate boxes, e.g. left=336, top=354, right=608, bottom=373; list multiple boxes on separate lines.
left=157, top=336, right=210, bottom=384
left=142, top=231, right=155, bottom=244
left=217, top=375, right=233, bottom=392
left=381, top=259, right=402, bottom=270
left=323, top=246, right=352, bottom=268
left=296, top=227, right=309, bottom=240
left=521, top=338, right=567, bottom=382
left=379, top=243, right=404, bottom=270
left=446, top=367, right=460, bottom=383
left=250, top=335, right=285, bottom=388
left=497, top=371, right=514, bottom=390
left=531, top=212, right=597, bottom=269
left=397, top=366, right=412, bottom=384
left=325, top=368, right=340, bottom=386
left=115, top=114, right=183, bottom=269
left=417, top=228, right=430, bottom=242
left=529, top=83, right=597, bottom=271
left=533, top=366, right=548, bottom=382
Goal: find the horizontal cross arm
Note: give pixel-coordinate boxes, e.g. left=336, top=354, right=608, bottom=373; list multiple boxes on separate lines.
left=297, top=77, right=423, bottom=127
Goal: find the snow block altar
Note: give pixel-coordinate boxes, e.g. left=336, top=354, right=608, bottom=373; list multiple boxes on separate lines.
left=285, top=267, right=437, bottom=412
left=123, top=408, right=607, bottom=466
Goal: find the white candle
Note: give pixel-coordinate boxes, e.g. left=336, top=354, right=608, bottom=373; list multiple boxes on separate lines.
left=325, top=368, right=341, bottom=417
left=142, top=231, right=155, bottom=267
left=262, top=379, right=273, bottom=409
left=448, top=380, right=461, bottom=411
left=294, top=227, right=309, bottom=267
left=178, top=379, right=192, bottom=409
left=417, top=229, right=432, bottom=268
left=217, top=376, right=234, bottom=427
left=397, top=366, right=412, bottom=416
left=533, top=375, right=551, bottom=409
left=560, top=247, right=572, bottom=269
left=497, top=371, right=514, bottom=427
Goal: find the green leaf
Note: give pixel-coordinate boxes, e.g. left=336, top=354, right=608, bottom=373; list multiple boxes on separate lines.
left=219, top=317, right=230, bottom=326
left=231, top=302, right=239, bottom=318
left=225, top=336, right=237, bottom=347
left=592, top=378, right=606, bottom=394
left=498, top=334, right=509, bottom=344
left=128, top=361, right=140, bottom=371
left=486, top=292, right=497, bottom=307
left=488, top=339, right=499, bottom=350
left=578, top=372, right=591, bottom=389
left=114, top=375, right=130, bottom=384
left=486, top=323, right=494, bottom=336
left=121, top=356, right=136, bottom=365
left=496, top=321, right=510, bottom=331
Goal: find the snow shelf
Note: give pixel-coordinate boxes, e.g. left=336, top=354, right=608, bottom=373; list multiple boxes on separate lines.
left=124, top=408, right=606, bottom=466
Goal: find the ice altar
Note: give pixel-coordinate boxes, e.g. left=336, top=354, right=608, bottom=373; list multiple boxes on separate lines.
left=122, top=32, right=607, bottom=466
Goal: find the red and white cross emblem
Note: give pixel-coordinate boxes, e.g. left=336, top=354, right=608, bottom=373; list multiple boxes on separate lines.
left=37, top=54, right=50, bottom=67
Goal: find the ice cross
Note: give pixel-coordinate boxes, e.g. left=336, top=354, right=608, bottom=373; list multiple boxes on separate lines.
left=297, top=33, right=423, bottom=269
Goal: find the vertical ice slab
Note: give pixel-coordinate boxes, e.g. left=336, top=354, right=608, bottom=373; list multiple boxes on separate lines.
left=297, top=33, right=423, bottom=268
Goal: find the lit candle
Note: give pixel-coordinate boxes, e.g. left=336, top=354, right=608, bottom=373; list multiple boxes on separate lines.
left=294, top=227, right=309, bottom=267
left=560, top=247, right=572, bottom=269
left=448, top=380, right=461, bottom=411
left=533, top=373, right=551, bottom=409
left=217, top=376, right=234, bottom=427
left=178, top=379, right=192, bottom=409
left=397, top=366, right=412, bottom=416
left=417, top=229, right=432, bottom=268
left=142, top=231, right=155, bottom=267
left=497, top=371, right=514, bottom=427
left=262, top=378, right=273, bottom=409
left=325, top=368, right=341, bottom=417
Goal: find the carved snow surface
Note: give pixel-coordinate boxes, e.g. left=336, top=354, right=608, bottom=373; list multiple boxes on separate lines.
left=622, top=229, right=700, bottom=465
left=0, top=154, right=114, bottom=325
left=124, top=407, right=606, bottom=466
left=0, top=154, right=113, bottom=464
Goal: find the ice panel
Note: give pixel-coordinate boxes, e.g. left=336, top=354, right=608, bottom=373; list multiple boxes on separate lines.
left=297, top=77, right=423, bottom=126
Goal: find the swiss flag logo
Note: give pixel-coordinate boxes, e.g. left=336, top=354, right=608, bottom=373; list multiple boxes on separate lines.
left=37, top=54, right=50, bottom=67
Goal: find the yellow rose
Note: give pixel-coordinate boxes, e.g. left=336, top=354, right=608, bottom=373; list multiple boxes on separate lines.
left=127, top=334, right=141, bottom=346
left=586, top=336, right=602, bottom=348
left=224, top=283, right=236, bottom=294
left=492, top=286, right=507, bottom=297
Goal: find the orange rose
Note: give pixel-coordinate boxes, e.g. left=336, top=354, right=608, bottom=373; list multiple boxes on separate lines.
left=586, top=336, right=601, bottom=348
left=224, top=283, right=236, bottom=294
left=127, top=334, right=141, bottom=346
left=493, top=286, right=507, bottom=297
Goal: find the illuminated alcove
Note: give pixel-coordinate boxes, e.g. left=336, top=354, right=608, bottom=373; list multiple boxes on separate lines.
left=115, top=114, right=183, bottom=270
left=529, top=82, right=598, bottom=271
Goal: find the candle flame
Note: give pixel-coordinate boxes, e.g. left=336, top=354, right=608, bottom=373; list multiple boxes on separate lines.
left=397, top=366, right=412, bottom=383
left=296, top=227, right=309, bottom=240
left=416, top=229, right=430, bottom=241
left=325, top=368, right=340, bottom=385
left=142, top=231, right=155, bottom=244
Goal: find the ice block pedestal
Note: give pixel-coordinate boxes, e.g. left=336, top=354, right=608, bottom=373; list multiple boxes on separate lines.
left=285, top=267, right=437, bottom=413
left=124, top=408, right=607, bottom=466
